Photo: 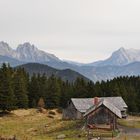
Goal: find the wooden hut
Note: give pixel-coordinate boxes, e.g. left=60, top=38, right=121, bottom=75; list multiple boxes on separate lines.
left=84, top=97, right=122, bottom=130
left=62, top=97, right=127, bottom=120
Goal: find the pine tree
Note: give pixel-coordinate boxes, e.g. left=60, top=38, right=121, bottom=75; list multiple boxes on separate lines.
left=86, top=81, right=95, bottom=97
left=28, top=74, right=40, bottom=107
left=59, top=80, right=68, bottom=108
left=0, top=63, right=15, bottom=111
left=73, top=78, right=88, bottom=98
left=28, top=74, right=48, bottom=108
left=13, top=68, right=29, bottom=108
left=38, top=74, right=48, bottom=100
left=46, top=75, right=61, bottom=108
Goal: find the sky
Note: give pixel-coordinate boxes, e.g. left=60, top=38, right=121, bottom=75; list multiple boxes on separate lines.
left=1, top=0, right=140, bottom=63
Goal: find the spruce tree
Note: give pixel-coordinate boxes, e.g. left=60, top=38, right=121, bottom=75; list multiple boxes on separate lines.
left=13, top=68, right=28, bottom=108
left=28, top=73, right=40, bottom=107
left=46, top=75, right=61, bottom=108
left=0, top=63, right=15, bottom=111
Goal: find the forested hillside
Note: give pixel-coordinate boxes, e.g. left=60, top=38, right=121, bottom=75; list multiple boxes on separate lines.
left=0, top=63, right=140, bottom=112
left=17, top=63, right=89, bottom=82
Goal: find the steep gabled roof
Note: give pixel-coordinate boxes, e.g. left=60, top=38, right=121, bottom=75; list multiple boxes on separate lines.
left=84, top=99, right=122, bottom=118
left=71, top=96, right=127, bottom=113
left=104, top=97, right=127, bottom=110
left=71, top=98, right=93, bottom=113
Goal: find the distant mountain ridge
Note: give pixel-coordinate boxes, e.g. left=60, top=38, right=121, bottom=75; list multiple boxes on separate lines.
left=88, top=47, right=140, bottom=66
left=1, top=41, right=140, bottom=82
left=1, top=41, right=140, bottom=67
left=18, top=63, right=89, bottom=82
left=75, top=62, right=140, bottom=82
left=0, top=55, right=24, bottom=66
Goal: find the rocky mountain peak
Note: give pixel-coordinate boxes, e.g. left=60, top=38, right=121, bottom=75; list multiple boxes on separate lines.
left=0, top=41, right=15, bottom=57
left=0, top=41, right=60, bottom=62
left=88, top=47, right=140, bottom=66
left=16, top=42, right=37, bottom=52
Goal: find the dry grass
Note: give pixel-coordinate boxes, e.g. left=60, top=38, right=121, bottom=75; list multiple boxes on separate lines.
left=0, top=109, right=84, bottom=140
left=0, top=110, right=140, bottom=140
left=0, top=109, right=59, bottom=140
left=118, top=116, right=140, bottom=128
left=115, top=135, right=140, bottom=140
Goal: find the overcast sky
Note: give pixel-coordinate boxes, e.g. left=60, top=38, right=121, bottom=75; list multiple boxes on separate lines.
left=1, top=0, right=140, bottom=62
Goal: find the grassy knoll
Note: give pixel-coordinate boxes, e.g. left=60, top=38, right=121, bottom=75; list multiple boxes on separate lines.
left=0, top=109, right=114, bottom=140
left=0, top=109, right=140, bottom=140
left=0, top=109, right=86, bottom=140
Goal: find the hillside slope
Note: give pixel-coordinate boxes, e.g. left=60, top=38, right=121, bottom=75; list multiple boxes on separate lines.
left=18, top=63, right=89, bottom=82
left=0, top=55, right=24, bottom=66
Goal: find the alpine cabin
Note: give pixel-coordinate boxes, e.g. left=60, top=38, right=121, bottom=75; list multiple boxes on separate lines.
left=63, top=97, right=127, bottom=130
left=63, top=97, right=127, bottom=120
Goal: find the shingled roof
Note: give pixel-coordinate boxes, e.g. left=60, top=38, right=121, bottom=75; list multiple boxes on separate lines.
left=71, top=97, right=127, bottom=113
left=84, top=99, right=122, bottom=118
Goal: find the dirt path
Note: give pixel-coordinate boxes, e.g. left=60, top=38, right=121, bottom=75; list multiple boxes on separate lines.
left=100, top=125, right=140, bottom=140
left=118, top=125, right=140, bottom=136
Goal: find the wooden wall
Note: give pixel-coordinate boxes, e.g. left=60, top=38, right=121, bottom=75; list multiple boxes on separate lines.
left=86, top=105, right=117, bottom=130
left=62, top=102, right=83, bottom=120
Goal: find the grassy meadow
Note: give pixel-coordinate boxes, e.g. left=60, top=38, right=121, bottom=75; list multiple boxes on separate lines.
left=0, top=109, right=87, bottom=140
left=118, top=116, right=140, bottom=128
left=0, top=109, right=140, bottom=140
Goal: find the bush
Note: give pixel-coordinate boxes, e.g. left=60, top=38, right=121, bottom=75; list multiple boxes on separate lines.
left=37, top=97, right=45, bottom=108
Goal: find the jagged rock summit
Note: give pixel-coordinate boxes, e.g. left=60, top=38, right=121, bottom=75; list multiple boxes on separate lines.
left=0, top=41, right=60, bottom=63
left=88, top=47, right=140, bottom=66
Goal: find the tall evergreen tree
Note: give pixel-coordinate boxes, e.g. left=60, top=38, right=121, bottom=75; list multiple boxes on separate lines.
left=13, top=68, right=28, bottom=108
left=28, top=73, right=40, bottom=107
left=46, top=75, right=61, bottom=108
left=0, top=63, right=15, bottom=111
left=73, top=78, right=88, bottom=97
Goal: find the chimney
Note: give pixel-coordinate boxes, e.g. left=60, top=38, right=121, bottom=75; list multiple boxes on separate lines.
left=94, top=97, right=99, bottom=105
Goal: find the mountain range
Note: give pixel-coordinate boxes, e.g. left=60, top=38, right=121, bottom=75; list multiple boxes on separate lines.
left=88, top=47, right=140, bottom=66
left=0, top=41, right=60, bottom=64
left=0, top=41, right=140, bottom=82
